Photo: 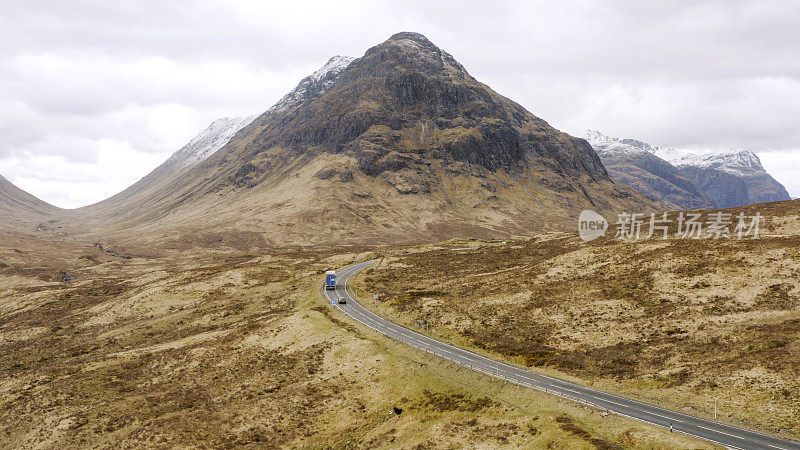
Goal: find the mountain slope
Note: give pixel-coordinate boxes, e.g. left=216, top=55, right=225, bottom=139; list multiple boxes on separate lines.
left=269, top=55, right=356, bottom=112
left=585, top=131, right=713, bottom=210
left=68, top=33, right=659, bottom=244
left=0, top=174, right=60, bottom=231
left=164, top=115, right=257, bottom=171
left=74, top=115, right=256, bottom=220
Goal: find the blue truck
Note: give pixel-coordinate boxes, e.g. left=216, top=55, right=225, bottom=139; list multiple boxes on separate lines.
left=325, top=270, right=336, bottom=290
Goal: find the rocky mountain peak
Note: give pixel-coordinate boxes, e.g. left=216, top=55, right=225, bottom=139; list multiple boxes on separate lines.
left=619, top=138, right=656, bottom=152
left=583, top=129, right=611, bottom=144
left=387, top=31, right=436, bottom=46
left=380, top=32, right=452, bottom=60
left=360, top=31, right=472, bottom=83
left=246, top=33, right=608, bottom=182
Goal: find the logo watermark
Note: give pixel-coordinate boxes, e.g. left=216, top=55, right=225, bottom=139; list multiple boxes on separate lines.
left=578, top=210, right=763, bottom=241
left=578, top=210, right=609, bottom=242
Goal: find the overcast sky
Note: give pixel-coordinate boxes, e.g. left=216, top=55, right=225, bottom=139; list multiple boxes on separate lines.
left=2, top=0, right=799, bottom=208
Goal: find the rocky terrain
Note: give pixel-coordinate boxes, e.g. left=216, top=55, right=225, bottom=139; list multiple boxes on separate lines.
left=586, top=131, right=791, bottom=209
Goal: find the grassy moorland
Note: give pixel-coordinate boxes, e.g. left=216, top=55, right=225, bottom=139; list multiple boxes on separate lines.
left=355, top=202, right=800, bottom=441
left=0, top=232, right=714, bottom=448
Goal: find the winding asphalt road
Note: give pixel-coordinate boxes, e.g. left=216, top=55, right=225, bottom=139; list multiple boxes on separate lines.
left=324, top=260, right=800, bottom=450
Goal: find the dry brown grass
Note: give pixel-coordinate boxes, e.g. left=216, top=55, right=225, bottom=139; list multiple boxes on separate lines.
left=0, top=232, right=715, bottom=448
left=356, top=215, right=800, bottom=440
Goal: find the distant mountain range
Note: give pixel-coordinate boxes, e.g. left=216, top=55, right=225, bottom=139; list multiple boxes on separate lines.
left=13, top=33, right=794, bottom=244
left=0, top=32, right=660, bottom=243
left=585, top=130, right=790, bottom=209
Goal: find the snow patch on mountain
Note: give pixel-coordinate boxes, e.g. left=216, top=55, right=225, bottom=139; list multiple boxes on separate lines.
left=159, top=56, right=357, bottom=173
left=270, top=55, right=355, bottom=112
left=663, top=149, right=766, bottom=177
left=584, top=130, right=654, bottom=157
left=309, top=55, right=354, bottom=82
left=584, top=130, right=767, bottom=177
left=165, top=115, right=257, bottom=170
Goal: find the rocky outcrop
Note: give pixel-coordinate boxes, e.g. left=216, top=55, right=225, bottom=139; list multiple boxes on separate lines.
left=314, top=168, right=355, bottom=182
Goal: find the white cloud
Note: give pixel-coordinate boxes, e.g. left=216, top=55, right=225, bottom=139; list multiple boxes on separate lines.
left=1, top=140, right=169, bottom=208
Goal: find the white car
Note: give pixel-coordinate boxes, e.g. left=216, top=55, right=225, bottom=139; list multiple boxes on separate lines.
left=337, top=297, right=347, bottom=304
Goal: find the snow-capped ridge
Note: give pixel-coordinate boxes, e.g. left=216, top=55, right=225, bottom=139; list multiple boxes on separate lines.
left=583, top=130, right=766, bottom=176
left=165, top=115, right=257, bottom=170
left=670, top=149, right=765, bottom=175
left=583, top=130, right=653, bottom=157
left=159, top=55, right=359, bottom=172
left=584, top=129, right=790, bottom=208
left=270, top=55, right=356, bottom=112
left=583, top=129, right=612, bottom=145
left=309, top=55, right=355, bottom=82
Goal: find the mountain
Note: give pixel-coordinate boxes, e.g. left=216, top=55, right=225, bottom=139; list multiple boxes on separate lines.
left=62, top=32, right=658, bottom=245
left=0, top=174, right=60, bottom=231
left=586, top=131, right=791, bottom=209
left=3, top=115, right=258, bottom=236
left=163, top=115, right=257, bottom=171
left=661, top=149, right=791, bottom=208
left=584, top=130, right=713, bottom=210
